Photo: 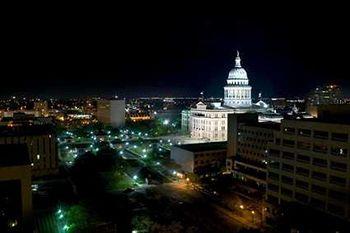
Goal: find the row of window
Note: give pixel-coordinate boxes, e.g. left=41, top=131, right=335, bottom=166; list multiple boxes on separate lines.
left=270, top=146, right=348, bottom=159
left=271, top=153, right=348, bottom=172
left=268, top=171, right=348, bottom=187
left=283, top=127, right=348, bottom=142
left=268, top=187, right=347, bottom=216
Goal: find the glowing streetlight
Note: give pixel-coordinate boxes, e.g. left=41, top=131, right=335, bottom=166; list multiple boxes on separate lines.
left=239, top=205, right=244, bottom=209
left=251, top=210, right=255, bottom=214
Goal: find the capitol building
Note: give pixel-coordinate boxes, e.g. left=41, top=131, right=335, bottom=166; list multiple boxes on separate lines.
left=182, top=51, right=278, bottom=141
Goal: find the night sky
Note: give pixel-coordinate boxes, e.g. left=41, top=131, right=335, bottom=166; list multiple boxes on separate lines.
left=4, top=9, right=349, bottom=98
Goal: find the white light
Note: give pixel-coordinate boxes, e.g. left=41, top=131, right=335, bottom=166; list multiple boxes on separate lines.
left=119, top=151, right=124, bottom=155
left=167, top=139, right=171, bottom=143
left=142, top=149, right=146, bottom=153
left=156, top=162, right=160, bottom=165
left=163, top=119, right=169, bottom=125
left=37, top=154, right=40, bottom=160
left=126, top=142, right=129, bottom=145
left=133, top=175, right=138, bottom=180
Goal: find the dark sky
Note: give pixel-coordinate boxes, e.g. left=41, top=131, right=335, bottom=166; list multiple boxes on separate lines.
left=4, top=8, right=349, bottom=98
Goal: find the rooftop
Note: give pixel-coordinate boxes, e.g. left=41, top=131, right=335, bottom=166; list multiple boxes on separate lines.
left=0, top=144, right=30, bottom=167
left=244, top=121, right=281, bottom=130
left=175, top=142, right=227, bottom=153
left=0, top=125, right=54, bottom=137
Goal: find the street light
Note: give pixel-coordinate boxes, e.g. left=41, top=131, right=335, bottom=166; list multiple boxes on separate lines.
left=133, top=175, right=138, bottom=180
left=239, top=205, right=244, bottom=209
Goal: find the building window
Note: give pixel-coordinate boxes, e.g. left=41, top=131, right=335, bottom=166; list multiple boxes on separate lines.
left=268, top=172, right=279, bottom=181
left=312, top=158, right=328, bottom=168
left=296, top=154, right=310, bottom=164
left=329, top=190, right=347, bottom=201
left=282, top=163, right=294, bottom=173
left=281, top=175, right=293, bottom=185
left=331, top=133, right=348, bottom=142
left=298, top=129, right=311, bottom=137
left=329, top=175, right=346, bottom=187
left=295, top=192, right=308, bottom=203
left=281, top=187, right=293, bottom=197
left=313, top=130, right=329, bottom=140
left=312, top=171, right=327, bottom=181
left=313, top=143, right=328, bottom=154
left=283, top=127, right=295, bottom=135
left=330, top=146, right=348, bottom=157
left=268, top=184, right=279, bottom=193
left=282, top=139, right=295, bottom=148
left=311, top=184, right=326, bottom=195
left=269, top=161, right=280, bottom=169
left=330, top=161, right=347, bottom=172
left=296, top=180, right=309, bottom=190
left=297, top=141, right=311, bottom=150
left=269, top=149, right=280, bottom=158
left=296, top=167, right=309, bottom=177
left=282, top=151, right=294, bottom=160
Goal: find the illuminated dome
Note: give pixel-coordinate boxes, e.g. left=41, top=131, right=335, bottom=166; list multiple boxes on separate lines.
left=224, top=51, right=252, bottom=108
left=227, top=51, right=248, bottom=80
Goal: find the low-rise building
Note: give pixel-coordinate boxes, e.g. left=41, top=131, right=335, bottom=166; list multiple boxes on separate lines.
left=0, top=144, right=32, bottom=232
left=171, top=142, right=227, bottom=175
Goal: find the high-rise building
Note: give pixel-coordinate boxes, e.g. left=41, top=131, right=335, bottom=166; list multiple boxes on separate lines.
left=0, top=144, right=32, bottom=232
left=307, top=84, right=343, bottom=106
left=96, top=99, right=125, bottom=128
left=224, top=51, right=252, bottom=108
left=33, top=101, right=49, bottom=117
left=266, top=118, right=350, bottom=221
left=0, top=126, right=58, bottom=178
left=233, top=121, right=279, bottom=191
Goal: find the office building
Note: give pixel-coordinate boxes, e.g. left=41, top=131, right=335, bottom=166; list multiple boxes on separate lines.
left=307, top=84, right=343, bottom=106
left=266, top=118, right=350, bottom=221
left=96, top=99, right=126, bottom=128
left=171, top=142, right=227, bottom=175
left=234, top=122, right=279, bottom=191
left=0, top=144, right=32, bottom=232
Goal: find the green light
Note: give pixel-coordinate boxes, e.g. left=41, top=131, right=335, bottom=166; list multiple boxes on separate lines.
left=59, top=214, right=64, bottom=219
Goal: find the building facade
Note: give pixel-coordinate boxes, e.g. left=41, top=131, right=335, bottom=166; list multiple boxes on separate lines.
left=234, top=122, right=278, bottom=190
left=189, top=102, right=235, bottom=141
left=224, top=51, right=252, bottom=108
left=171, top=142, right=227, bottom=175
left=266, top=119, right=350, bottom=221
left=96, top=99, right=126, bottom=128
left=0, top=144, right=32, bottom=232
left=0, top=126, right=58, bottom=178
left=181, top=110, right=191, bottom=133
